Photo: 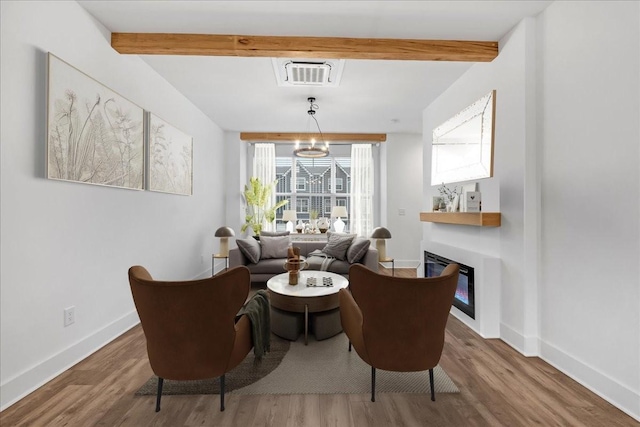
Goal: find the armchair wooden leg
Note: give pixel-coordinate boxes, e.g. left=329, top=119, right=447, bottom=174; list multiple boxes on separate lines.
left=220, top=374, right=226, bottom=411
left=371, top=367, right=376, bottom=402
left=348, top=341, right=352, bottom=352
left=155, top=377, right=164, bottom=412
left=429, top=368, right=435, bottom=401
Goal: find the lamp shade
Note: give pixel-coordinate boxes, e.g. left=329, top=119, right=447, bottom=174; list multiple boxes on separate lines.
left=331, top=206, right=348, bottom=218
left=215, top=226, right=235, bottom=257
left=370, top=227, right=391, bottom=261
left=370, top=227, right=391, bottom=239
left=282, top=210, right=297, bottom=222
left=215, top=226, right=235, bottom=237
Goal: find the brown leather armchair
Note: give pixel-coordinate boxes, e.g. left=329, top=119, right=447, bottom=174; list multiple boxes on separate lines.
left=340, top=263, right=459, bottom=402
left=128, top=265, right=253, bottom=412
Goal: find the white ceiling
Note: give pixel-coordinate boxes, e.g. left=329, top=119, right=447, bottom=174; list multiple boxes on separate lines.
left=78, top=1, right=552, bottom=135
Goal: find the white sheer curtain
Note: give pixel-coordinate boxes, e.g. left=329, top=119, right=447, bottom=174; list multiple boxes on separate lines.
left=252, top=143, right=276, bottom=232
left=350, top=144, right=374, bottom=237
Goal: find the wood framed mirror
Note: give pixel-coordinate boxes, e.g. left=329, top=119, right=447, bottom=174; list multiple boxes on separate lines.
left=431, top=90, right=496, bottom=185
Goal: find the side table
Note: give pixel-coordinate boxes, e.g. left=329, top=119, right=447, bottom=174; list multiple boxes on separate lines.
left=212, top=254, right=229, bottom=276
left=379, top=258, right=395, bottom=276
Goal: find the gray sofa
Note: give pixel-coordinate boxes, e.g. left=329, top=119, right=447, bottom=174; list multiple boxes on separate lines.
left=229, top=240, right=378, bottom=284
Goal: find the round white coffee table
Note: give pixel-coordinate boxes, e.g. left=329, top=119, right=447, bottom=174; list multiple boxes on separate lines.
left=267, top=271, right=348, bottom=345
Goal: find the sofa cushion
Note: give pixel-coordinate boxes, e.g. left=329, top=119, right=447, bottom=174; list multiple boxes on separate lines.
left=327, top=259, right=351, bottom=275
left=322, top=232, right=355, bottom=261
left=236, top=238, right=261, bottom=264
left=246, top=258, right=287, bottom=274
left=260, top=231, right=291, bottom=237
left=260, top=236, right=291, bottom=259
left=347, top=237, right=371, bottom=264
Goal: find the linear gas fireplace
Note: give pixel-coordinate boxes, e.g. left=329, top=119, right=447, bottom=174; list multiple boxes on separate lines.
left=424, top=251, right=475, bottom=319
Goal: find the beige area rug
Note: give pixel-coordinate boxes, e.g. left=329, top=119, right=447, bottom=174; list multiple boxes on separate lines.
left=136, top=333, right=458, bottom=396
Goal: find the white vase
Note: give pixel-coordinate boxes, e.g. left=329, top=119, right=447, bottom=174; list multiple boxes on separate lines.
left=452, top=194, right=460, bottom=212
left=317, top=217, right=330, bottom=232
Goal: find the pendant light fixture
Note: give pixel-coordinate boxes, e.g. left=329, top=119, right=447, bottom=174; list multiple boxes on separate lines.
left=294, top=97, right=329, bottom=158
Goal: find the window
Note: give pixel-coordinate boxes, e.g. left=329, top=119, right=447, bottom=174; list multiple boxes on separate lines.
left=297, top=198, right=309, bottom=213
left=296, top=177, right=306, bottom=191
left=331, top=178, right=343, bottom=191
left=274, top=154, right=351, bottom=230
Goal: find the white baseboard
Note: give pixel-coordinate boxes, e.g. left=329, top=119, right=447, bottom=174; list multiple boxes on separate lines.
left=0, top=310, right=139, bottom=411
left=494, top=324, right=638, bottom=421
left=390, top=259, right=421, bottom=269
left=194, top=266, right=214, bottom=279
left=540, top=340, right=640, bottom=422
left=500, top=322, right=539, bottom=356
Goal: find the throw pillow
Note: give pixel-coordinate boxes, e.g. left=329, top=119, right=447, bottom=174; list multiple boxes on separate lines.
left=260, top=235, right=291, bottom=259
left=347, top=237, right=371, bottom=264
left=236, top=238, right=261, bottom=264
left=322, top=232, right=355, bottom=261
left=260, top=231, right=290, bottom=237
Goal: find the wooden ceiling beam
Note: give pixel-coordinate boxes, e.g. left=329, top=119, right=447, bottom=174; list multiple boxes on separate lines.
left=240, top=132, right=387, bottom=142
left=111, top=33, right=498, bottom=62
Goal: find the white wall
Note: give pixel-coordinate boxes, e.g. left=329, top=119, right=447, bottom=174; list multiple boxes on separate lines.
left=223, top=131, right=247, bottom=253
left=385, top=133, right=423, bottom=267
left=0, top=1, right=226, bottom=409
left=538, top=1, right=639, bottom=419
left=423, top=19, right=536, bottom=344
left=423, top=2, right=640, bottom=420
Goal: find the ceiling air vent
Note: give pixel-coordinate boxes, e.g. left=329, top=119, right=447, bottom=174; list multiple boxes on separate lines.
left=272, top=59, right=345, bottom=87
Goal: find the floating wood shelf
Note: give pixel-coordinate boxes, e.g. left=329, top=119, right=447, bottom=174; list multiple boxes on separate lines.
left=419, top=212, right=501, bottom=227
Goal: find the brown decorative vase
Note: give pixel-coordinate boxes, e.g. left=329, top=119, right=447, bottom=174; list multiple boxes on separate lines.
left=283, top=259, right=308, bottom=286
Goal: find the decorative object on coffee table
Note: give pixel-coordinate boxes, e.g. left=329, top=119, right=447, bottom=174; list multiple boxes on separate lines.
left=283, top=246, right=307, bottom=285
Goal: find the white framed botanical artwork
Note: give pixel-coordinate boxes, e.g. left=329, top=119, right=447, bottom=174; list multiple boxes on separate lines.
left=147, top=113, right=193, bottom=196
left=47, top=53, right=144, bottom=190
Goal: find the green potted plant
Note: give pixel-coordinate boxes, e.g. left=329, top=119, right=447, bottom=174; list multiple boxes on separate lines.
left=241, top=177, right=289, bottom=235
left=309, top=209, right=319, bottom=232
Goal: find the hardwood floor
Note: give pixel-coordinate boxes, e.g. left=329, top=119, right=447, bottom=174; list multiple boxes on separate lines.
left=1, top=268, right=637, bottom=426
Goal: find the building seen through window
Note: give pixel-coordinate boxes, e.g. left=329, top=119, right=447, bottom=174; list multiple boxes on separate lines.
left=275, top=156, right=351, bottom=231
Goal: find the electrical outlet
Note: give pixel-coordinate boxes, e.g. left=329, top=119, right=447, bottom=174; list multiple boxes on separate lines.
left=398, top=208, right=406, bottom=216
left=64, top=306, right=75, bottom=327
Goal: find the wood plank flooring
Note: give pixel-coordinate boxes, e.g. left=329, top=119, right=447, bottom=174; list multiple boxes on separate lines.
left=1, top=268, right=637, bottom=426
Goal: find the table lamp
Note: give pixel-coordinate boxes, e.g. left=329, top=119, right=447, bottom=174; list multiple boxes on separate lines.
left=282, top=210, right=297, bottom=233
left=370, top=227, right=392, bottom=261
left=331, top=206, right=348, bottom=233
left=214, top=226, right=235, bottom=257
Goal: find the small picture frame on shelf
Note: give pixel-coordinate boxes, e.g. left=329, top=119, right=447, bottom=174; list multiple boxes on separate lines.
left=432, top=196, right=444, bottom=212
left=460, top=182, right=479, bottom=212
left=466, top=191, right=481, bottom=212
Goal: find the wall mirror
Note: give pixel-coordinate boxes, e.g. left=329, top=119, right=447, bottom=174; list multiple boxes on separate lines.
left=431, top=90, right=495, bottom=185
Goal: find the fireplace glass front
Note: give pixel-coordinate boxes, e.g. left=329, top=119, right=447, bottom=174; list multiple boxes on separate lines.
left=424, top=251, right=475, bottom=319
